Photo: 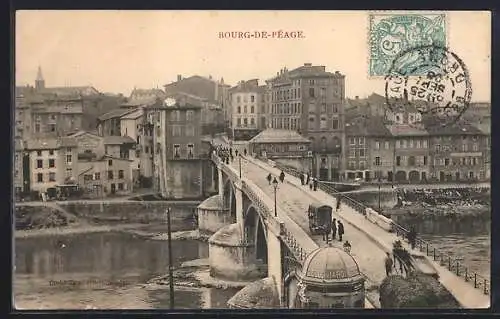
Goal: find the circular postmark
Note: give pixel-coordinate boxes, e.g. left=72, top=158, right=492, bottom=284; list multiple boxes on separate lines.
left=384, top=45, right=472, bottom=127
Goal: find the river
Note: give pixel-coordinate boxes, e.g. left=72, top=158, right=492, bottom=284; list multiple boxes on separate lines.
left=14, top=222, right=240, bottom=310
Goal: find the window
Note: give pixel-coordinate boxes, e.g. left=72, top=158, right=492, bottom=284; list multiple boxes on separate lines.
left=332, top=104, right=339, bottom=113
left=423, top=156, right=428, bottom=165
left=348, top=161, right=356, bottom=170
left=118, top=183, right=124, bottom=190
left=244, top=106, right=247, bottom=113
left=358, top=137, right=365, bottom=145
left=402, top=139, right=407, bottom=148
left=49, top=172, right=56, bottom=182
left=107, top=170, right=114, bottom=179
left=320, top=117, right=327, bottom=129
left=37, top=159, right=43, bottom=169
left=170, top=110, right=181, bottom=121
left=462, top=144, right=468, bottom=152
left=186, top=110, right=194, bottom=121
left=349, top=149, right=355, bottom=158
left=172, top=125, right=182, bottom=136
left=66, top=154, right=72, bottom=164
left=37, top=151, right=42, bottom=157
left=94, top=172, right=100, bottom=180
left=396, top=140, right=401, bottom=149
left=396, top=156, right=401, bottom=166
left=173, top=144, right=180, bottom=158
left=408, top=156, right=416, bottom=166
left=473, top=143, right=478, bottom=151
left=409, top=139, right=414, bottom=148
left=375, top=141, right=380, bottom=149
left=250, top=118, right=255, bottom=126
left=309, top=88, right=315, bottom=97
left=49, top=159, right=55, bottom=168
left=444, top=158, right=450, bottom=166
left=237, top=106, right=241, bottom=114
left=237, top=118, right=241, bottom=126
left=359, top=149, right=365, bottom=157
left=320, top=87, right=326, bottom=97
left=37, top=173, right=43, bottom=182
left=332, top=119, right=339, bottom=130
left=244, top=118, right=248, bottom=126
left=416, top=140, right=421, bottom=148
left=435, top=144, right=441, bottom=152
left=108, top=159, right=113, bottom=166
left=321, top=103, right=327, bottom=113
left=237, top=96, right=241, bottom=103
left=49, top=150, right=54, bottom=156
left=423, top=140, right=428, bottom=148
left=187, top=143, right=194, bottom=158
left=385, top=141, right=390, bottom=149
left=349, top=137, right=356, bottom=145
left=117, top=170, right=124, bottom=179
left=251, top=95, right=255, bottom=102
left=359, top=161, right=366, bottom=170
left=375, top=156, right=381, bottom=166
left=251, top=106, right=254, bottom=113
left=186, top=125, right=195, bottom=136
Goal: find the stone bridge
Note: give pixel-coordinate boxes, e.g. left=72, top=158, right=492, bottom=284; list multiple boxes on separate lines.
left=195, top=147, right=490, bottom=309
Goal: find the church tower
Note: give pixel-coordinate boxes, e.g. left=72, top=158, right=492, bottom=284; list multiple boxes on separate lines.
left=35, top=66, right=45, bottom=90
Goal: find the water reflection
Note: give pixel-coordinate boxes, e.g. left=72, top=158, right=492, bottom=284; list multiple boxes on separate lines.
left=14, top=232, right=234, bottom=309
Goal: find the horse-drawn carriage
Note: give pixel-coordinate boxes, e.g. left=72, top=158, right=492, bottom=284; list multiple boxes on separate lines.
left=308, top=204, right=333, bottom=235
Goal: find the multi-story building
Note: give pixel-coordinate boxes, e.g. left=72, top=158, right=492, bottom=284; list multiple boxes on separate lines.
left=14, top=138, right=24, bottom=195
left=345, top=117, right=393, bottom=181
left=229, top=79, right=264, bottom=140
left=475, top=121, right=490, bottom=180
left=267, top=64, right=346, bottom=181
left=129, top=88, right=166, bottom=102
left=425, top=122, right=486, bottom=182
left=24, top=137, right=79, bottom=193
left=150, top=96, right=204, bottom=198
left=77, top=155, right=134, bottom=196
left=385, top=124, right=430, bottom=182
left=164, top=74, right=230, bottom=126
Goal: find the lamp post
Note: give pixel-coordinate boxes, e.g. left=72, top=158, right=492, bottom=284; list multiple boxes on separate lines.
left=165, top=207, right=175, bottom=309
left=239, top=154, right=242, bottom=178
left=272, top=177, right=279, bottom=217
left=378, top=177, right=382, bottom=212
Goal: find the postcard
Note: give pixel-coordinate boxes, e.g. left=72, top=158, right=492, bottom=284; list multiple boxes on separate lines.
left=14, top=10, right=490, bottom=310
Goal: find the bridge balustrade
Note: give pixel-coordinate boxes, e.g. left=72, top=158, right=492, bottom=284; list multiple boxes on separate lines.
left=212, top=152, right=308, bottom=264
left=274, top=163, right=490, bottom=296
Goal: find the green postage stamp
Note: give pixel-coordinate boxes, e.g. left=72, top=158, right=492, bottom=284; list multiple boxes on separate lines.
left=369, top=13, right=447, bottom=76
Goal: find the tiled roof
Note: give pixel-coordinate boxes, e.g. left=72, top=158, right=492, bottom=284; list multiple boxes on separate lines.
left=346, top=116, right=392, bottom=137
left=386, top=124, right=429, bottom=136
left=120, top=109, right=144, bottom=120
left=59, top=137, right=78, bottom=147
left=67, top=130, right=102, bottom=139
left=424, top=122, right=485, bottom=136
left=121, top=98, right=158, bottom=108
left=39, top=86, right=100, bottom=97
left=103, top=136, right=136, bottom=145
left=250, top=129, right=311, bottom=144
left=98, top=108, right=137, bottom=121
left=25, top=138, right=59, bottom=150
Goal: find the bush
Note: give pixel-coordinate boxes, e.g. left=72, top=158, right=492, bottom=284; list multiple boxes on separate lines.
left=379, top=272, right=461, bottom=308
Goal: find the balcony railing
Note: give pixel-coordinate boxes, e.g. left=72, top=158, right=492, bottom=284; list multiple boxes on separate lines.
left=274, top=162, right=490, bottom=295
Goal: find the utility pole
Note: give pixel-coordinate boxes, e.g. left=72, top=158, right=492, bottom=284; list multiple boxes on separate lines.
left=166, top=207, right=175, bottom=309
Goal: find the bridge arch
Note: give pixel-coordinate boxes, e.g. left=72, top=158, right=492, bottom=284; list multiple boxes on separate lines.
left=222, top=178, right=237, bottom=223
left=244, top=205, right=268, bottom=267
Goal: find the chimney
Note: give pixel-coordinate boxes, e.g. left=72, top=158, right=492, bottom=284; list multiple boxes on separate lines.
left=304, top=63, right=312, bottom=67
left=177, top=75, right=182, bottom=81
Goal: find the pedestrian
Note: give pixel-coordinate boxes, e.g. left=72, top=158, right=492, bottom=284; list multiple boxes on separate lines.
left=385, top=252, right=394, bottom=276
left=343, top=240, right=351, bottom=253
left=313, top=178, right=318, bottom=191
left=235, top=149, right=239, bottom=157
left=279, top=171, right=285, bottom=183
left=408, top=226, right=417, bottom=250
left=309, top=181, right=313, bottom=190
left=300, top=173, right=305, bottom=185
left=306, top=173, right=310, bottom=185
left=230, top=148, right=233, bottom=157
left=267, top=173, right=272, bottom=185
left=322, top=225, right=330, bottom=242
left=331, top=218, right=337, bottom=241
left=244, top=148, right=247, bottom=156
left=337, top=220, right=344, bottom=241
left=336, top=196, right=341, bottom=212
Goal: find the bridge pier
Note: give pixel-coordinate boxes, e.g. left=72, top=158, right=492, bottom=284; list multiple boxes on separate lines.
left=196, top=194, right=232, bottom=237
left=267, top=230, right=283, bottom=304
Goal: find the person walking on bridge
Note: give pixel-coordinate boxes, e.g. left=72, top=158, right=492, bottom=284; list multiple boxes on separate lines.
left=279, top=171, right=285, bottom=183
left=408, top=226, right=417, bottom=250
left=306, top=172, right=310, bottom=185
left=385, top=252, right=394, bottom=276
left=336, top=196, right=341, bottom=212
left=313, top=178, right=318, bottom=191
left=267, top=173, right=272, bottom=185
left=331, top=218, right=337, bottom=241
left=235, top=149, right=239, bottom=157
left=337, top=220, right=344, bottom=241
left=244, top=148, right=247, bottom=156
left=322, top=224, right=331, bottom=243
left=300, top=173, right=305, bottom=185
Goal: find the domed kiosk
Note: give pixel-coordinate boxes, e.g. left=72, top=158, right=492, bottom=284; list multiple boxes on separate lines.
left=292, top=244, right=365, bottom=308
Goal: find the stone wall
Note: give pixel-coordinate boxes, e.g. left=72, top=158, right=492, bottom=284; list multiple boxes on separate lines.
left=346, top=190, right=398, bottom=211
left=164, top=161, right=204, bottom=199
left=59, top=201, right=199, bottom=224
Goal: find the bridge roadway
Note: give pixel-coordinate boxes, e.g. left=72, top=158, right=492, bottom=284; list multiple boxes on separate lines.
left=227, top=155, right=490, bottom=309
left=227, top=157, right=387, bottom=307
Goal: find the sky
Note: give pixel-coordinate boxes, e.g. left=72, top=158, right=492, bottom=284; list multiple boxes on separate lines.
left=16, top=10, right=491, bottom=101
